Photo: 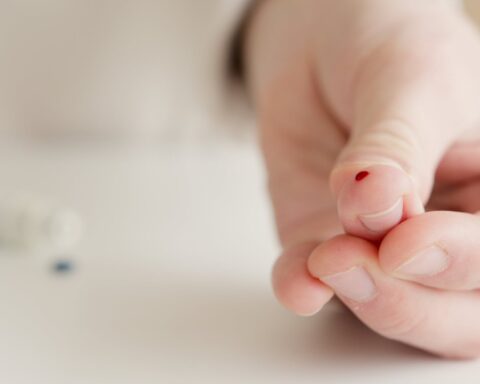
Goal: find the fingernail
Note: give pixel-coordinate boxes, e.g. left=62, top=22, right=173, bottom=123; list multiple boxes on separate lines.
left=359, top=198, right=403, bottom=233
left=395, top=246, right=449, bottom=277
left=321, top=266, right=377, bottom=303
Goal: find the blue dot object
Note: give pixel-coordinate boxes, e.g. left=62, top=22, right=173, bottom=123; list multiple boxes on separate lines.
left=53, top=259, right=74, bottom=273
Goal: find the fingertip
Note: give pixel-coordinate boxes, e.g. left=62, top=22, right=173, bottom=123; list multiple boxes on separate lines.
left=307, top=235, right=377, bottom=277
left=272, top=243, right=334, bottom=316
left=379, top=212, right=452, bottom=274
left=332, top=163, right=424, bottom=240
left=379, top=212, right=480, bottom=290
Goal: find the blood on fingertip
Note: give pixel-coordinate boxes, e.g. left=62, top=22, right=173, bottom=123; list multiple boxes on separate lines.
left=355, top=171, right=370, bottom=182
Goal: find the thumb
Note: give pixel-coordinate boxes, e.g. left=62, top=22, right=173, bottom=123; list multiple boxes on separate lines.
left=330, top=21, right=480, bottom=240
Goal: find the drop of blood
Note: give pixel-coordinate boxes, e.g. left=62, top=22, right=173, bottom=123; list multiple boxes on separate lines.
left=355, top=171, right=370, bottom=182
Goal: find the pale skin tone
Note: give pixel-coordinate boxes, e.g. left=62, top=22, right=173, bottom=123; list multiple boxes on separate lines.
left=244, top=0, right=480, bottom=358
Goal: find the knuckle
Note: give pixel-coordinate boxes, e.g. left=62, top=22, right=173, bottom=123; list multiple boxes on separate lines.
left=351, top=120, right=421, bottom=163
left=376, top=309, right=427, bottom=340
left=366, top=290, right=428, bottom=339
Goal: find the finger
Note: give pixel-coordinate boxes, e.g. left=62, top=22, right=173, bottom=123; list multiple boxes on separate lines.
left=328, top=14, right=480, bottom=240
left=272, top=242, right=334, bottom=316
left=379, top=211, right=480, bottom=290
left=254, top=48, right=346, bottom=247
left=254, top=61, right=341, bottom=316
left=308, top=235, right=480, bottom=358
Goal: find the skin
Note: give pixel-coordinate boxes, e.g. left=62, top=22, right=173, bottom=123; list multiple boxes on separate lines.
left=244, top=0, right=480, bottom=358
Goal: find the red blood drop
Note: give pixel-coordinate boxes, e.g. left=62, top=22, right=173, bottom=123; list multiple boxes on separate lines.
left=355, top=171, right=370, bottom=181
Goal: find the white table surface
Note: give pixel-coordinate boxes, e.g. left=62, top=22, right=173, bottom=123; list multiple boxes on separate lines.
left=0, top=137, right=478, bottom=384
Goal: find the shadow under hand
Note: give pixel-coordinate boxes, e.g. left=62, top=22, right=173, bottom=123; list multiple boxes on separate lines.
left=79, top=273, right=433, bottom=379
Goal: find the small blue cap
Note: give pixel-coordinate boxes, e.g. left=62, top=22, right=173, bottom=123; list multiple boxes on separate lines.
left=52, top=259, right=74, bottom=274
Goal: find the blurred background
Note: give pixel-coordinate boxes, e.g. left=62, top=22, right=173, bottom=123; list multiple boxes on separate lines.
left=0, top=1, right=480, bottom=383
left=0, top=0, right=251, bottom=141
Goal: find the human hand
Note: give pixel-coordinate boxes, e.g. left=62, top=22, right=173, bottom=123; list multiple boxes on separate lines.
left=244, top=0, right=480, bottom=357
